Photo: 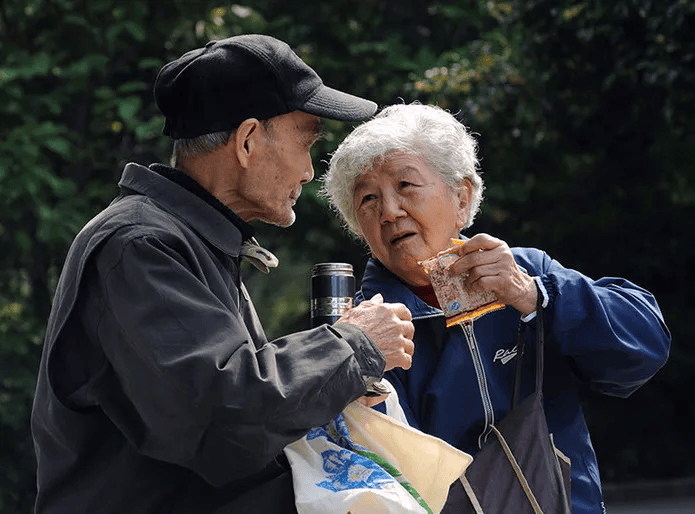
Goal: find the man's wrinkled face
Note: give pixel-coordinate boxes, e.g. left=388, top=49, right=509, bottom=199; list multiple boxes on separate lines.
left=353, top=152, right=471, bottom=287
left=242, top=111, right=323, bottom=227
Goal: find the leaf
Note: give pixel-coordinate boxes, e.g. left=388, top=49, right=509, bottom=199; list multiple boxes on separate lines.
left=93, top=86, right=114, bottom=99
left=42, top=137, right=71, bottom=157
left=123, top=21, right=147, bottom=42
left=117, top=96, right=142, bottom=123
left=117, top=81, right=147, bottom=94
left=138, top=58, right=163, bottom=70
left=105, top=25, right=121, bottom=49
left=66, top=55, right=109, bottom=77
left=14, top=231, right=32, bottom=253
left=0, top=53, right=52, bottom=82
left=25, top=53, right=52, bottom=77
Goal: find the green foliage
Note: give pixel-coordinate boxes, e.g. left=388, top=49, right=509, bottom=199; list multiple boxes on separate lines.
left=0, top=288, right=43, bottom=511
left=1, top=0, right=694, bottom=511
left=0, top=1, right=269, bottom=510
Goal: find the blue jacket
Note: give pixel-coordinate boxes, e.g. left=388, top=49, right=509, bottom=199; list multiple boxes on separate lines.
left=357, top=245, right=670, bottom=514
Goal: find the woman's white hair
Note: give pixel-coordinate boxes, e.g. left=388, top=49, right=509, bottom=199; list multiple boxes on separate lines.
left=320, top=103, right=484, bottom=238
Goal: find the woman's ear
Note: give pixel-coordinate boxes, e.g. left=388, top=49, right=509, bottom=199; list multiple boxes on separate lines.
left=455, top=179, right=473, bottom=228
left=233, top=118, right=261, bottom=169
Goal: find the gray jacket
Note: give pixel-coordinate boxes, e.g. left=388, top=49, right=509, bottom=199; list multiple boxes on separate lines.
left=31, top=163, right=385, bottom=513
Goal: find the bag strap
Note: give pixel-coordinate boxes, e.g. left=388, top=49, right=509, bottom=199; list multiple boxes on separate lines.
left=511, top=280, right=544, bottom=408
left=490, top=425, right=545, bottom=514
left=535, top=281, right=545, bottom=393
left=459, top=475, right=486, bottom=514
left=457, top=424, right=546, bottom=514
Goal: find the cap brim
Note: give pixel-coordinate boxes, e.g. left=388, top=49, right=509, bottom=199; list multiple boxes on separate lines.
left=301, top=85, right=377, bottom=122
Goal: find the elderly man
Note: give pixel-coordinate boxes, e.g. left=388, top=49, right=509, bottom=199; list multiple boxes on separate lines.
left=31, top=35, right=414, bottom=514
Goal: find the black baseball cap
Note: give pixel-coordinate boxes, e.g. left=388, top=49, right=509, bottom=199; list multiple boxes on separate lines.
left=154, top=34, right=378, bottom=139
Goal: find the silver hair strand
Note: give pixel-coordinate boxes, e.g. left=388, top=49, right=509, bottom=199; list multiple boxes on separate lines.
left=320, top=103, right=484, bottom=238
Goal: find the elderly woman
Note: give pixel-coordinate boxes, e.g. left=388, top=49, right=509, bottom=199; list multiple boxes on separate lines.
left=321, top=103, right=670, bottom=514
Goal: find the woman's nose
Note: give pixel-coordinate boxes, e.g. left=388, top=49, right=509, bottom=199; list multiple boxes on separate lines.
left=379, top=194, right=405, bottom=223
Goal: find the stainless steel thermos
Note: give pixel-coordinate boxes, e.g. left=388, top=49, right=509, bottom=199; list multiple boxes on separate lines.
left=310, top=262, right=389, bottom=396
left=310, top=263, right=355, bottom=327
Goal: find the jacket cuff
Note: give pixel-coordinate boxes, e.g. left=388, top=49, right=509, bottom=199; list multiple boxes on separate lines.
left=521, top=276, right=550, bottom=323
left=330, top=322, right=386, bottom=382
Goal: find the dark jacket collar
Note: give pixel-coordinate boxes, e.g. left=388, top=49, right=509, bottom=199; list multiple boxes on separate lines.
left=359, top=258, right=443, bottom=320
left=148, top=164, right=256, bottom=242
left=118, top=162, right=252, bottom=258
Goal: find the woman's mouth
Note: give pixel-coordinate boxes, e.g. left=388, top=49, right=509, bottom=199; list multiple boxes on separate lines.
left=390, top=232, right=416, bottom=245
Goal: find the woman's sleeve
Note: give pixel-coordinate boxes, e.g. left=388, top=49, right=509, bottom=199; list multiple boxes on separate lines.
left=518, top=248, right=671, bottom=398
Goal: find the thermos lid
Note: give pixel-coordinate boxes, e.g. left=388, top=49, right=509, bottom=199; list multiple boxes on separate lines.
left=312, top=262, right=353, bottom=276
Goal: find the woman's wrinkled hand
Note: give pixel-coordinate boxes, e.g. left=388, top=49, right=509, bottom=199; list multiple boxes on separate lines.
left=448, top=234, right=537, bottom=316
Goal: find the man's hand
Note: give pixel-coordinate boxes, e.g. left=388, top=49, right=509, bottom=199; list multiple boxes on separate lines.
left=448, top=234, right=537, bottom=316
left=337, top=293, right=415, bottom=370
left=355, top=392, right=390, bottom=408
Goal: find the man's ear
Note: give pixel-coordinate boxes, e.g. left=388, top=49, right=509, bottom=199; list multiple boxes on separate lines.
left=233, top=118, right=261, bottom=169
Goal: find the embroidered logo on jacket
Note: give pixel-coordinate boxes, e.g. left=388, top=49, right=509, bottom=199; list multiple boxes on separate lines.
left=493, top=345, right=518, bottom=365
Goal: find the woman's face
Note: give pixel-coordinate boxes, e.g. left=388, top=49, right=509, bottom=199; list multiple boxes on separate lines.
left=353, top=152, right=471, bottom=287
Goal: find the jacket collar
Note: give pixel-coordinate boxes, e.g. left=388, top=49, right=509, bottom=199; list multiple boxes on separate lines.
left=359, top=233, right=474, bottom=320
left=359, top=258, right=443, bottom=320
left=118, top=162, right=248, bottom=258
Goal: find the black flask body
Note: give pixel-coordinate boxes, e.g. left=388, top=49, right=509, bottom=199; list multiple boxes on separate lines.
left=310, top=263, right=355, bottom=327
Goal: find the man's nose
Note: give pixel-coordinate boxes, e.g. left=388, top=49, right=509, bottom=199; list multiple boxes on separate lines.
left=301, top=160, right=314, bottom=184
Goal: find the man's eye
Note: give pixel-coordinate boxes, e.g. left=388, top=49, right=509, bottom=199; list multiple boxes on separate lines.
left=399, top=181, right=412, bottom=188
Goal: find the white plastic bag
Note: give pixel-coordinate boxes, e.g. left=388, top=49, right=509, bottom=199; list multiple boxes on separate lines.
left=343, top=402, right=472, bottom=513
left=284, top=390, right=471, bottom=514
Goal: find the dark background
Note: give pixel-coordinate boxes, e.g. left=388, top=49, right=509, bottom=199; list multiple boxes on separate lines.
left=1, top=0, right=693, bottom=511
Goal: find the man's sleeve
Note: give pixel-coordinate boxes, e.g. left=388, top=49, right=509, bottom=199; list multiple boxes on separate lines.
left=90, top=232, right=384, bottom=486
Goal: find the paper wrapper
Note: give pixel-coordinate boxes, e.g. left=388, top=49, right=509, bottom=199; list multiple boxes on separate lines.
left=419, top=240, right=505, bottom=327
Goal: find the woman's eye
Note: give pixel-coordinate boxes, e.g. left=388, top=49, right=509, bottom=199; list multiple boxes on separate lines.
left=399, top=181, right=412, bottom=188
left=361, top=194, right=375, bottom=204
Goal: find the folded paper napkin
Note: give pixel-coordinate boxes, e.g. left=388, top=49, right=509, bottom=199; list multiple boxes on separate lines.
left=284, top=398, right=472, bottom=514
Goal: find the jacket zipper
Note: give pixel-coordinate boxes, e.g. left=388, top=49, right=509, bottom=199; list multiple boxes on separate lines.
left=460, top=321, right=495, bottom=449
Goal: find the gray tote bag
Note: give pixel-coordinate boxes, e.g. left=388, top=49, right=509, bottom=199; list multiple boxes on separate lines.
left=443, top=288, right=572, bottom=514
